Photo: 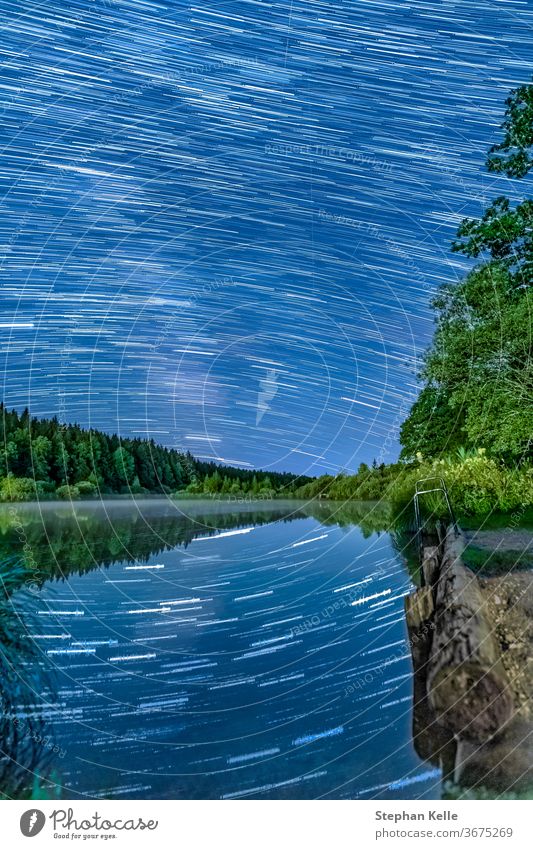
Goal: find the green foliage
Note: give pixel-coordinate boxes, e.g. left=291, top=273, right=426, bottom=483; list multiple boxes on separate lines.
left=399, top=385, right=463, bottom=461
left=179, top=468, right=279, bottom=500
left=75, top=480, right=97, bottom=497
left=401, top=261, right=533, bottom=461
left=389, top=452, right=533, bottom=518
left=203, top=470, right=222, bottom=494
left=294, top=463, right=407, bottom=503
left=56, top=484, right=80, bottom=500
left=113, top=446, right=135, bottom=488
left=486, top=83, right=533, bottom=178
left=293, top=450, right=533, bottom=522
left=0, top=403, right=307, bottom=500
left=453, top=197, right=533, bottom=266
left=443, top=780, right=533, bottom=800
left=400, top=80, right=533, bottom=465
left=0, top=475, right=47, bottom=502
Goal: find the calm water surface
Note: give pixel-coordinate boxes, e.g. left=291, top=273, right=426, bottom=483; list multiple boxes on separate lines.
left=0, top=499, right=440, bottom=799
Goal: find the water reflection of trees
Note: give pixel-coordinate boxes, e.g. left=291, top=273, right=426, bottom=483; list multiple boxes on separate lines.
left=301, top=500, right=419, bottom=578
left=0, top=499, right=419, bottom=797
left=302, top=499, right=391, bottom=535
left=0, top=559, right=55, bottom=798
left=0, top=500, right=423, bottom=591
left=0, top=503, right=309, bottom=797
left=0, top=503, right=309, bottom=589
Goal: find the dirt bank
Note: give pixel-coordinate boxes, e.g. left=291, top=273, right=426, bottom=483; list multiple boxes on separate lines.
left=480, top=572, right=533, bottom=718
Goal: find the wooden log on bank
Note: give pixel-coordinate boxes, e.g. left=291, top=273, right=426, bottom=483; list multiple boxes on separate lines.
left=404, top=582, right=454, bottom=768
left=426, top=528, right=514, bottom=743
left=421, top=545, right=440, bottom=589
left=405, top=584, right=434, bottom=631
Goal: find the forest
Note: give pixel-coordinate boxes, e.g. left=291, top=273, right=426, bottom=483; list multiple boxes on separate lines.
left=0, top=403, right=306, bottom=501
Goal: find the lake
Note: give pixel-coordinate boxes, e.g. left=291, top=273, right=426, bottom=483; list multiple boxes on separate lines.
left=0, top=499, right=440, bottom=800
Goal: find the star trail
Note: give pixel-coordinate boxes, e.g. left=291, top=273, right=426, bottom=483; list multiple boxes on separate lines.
left=1, top=0, right=532, bottom=475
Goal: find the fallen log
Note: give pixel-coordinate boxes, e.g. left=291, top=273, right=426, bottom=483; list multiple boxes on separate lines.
left=426, top=528, right=514, bottom=742
left=405, top=585, right=434, bottom=632
left=404, top=584, right=454, bottom=768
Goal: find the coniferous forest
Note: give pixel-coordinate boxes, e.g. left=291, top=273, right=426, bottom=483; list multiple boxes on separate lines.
left=0, top=403, right=307, bottom=501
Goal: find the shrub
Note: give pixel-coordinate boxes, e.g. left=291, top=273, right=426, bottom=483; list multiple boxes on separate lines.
left=56, top=484, right=80, bottom=500
left=389, top=451, right=533, bottom=518
left=0, top=476, right=46, bottom=502
left=185, top=480, right=202, bottom=494
left=76, top=480, right=97, bottom=497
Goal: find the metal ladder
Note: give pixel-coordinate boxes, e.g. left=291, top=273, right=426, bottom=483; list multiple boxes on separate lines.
left=413, top=476, right=459, bottom=560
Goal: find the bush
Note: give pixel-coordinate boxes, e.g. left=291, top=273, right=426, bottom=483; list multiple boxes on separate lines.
left=185, top=480, right=202, bottom=494
left=56, top=484, right=80, bottom=500
left=76, top=480, right=97, bottom=497
left=0, top=476, right=46, bottom=502
left=292, top=449, right=533, bottom=520
left=389, top=451, right=533, bottom=519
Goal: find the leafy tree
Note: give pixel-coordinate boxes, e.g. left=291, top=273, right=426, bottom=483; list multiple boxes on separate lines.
left=203, top=471, right=222, bottom=494
left=487, top=83, right=533, bottom=178
left=0, top=474, right=46, bottom=502
left=400, top=80, right=533, bottom=464
left=77, top=480, right=97, bottom=497
left=56, top=484, right=80, bottom=500
left=51, top=433, right=70, bottom=485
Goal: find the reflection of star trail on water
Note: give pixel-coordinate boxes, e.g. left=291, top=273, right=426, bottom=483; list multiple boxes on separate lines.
left=8, top=501, right=432, bottom=800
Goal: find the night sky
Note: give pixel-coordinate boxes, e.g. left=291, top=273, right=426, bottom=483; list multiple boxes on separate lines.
left=1, top=0, right=532, bottom=476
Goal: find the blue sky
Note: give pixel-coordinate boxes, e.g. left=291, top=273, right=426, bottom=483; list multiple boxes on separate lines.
left=1, top=0, right=532, bottom=475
